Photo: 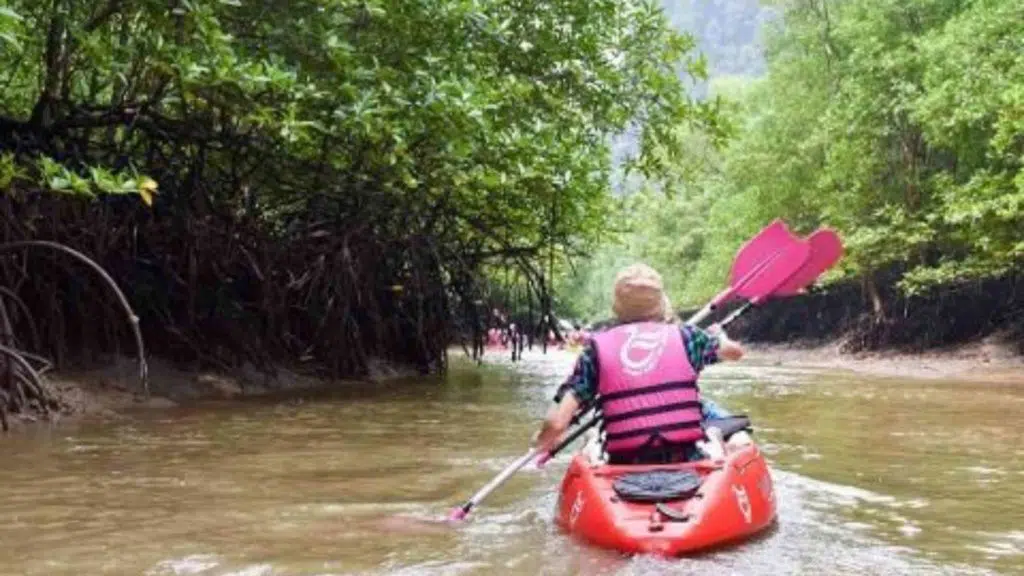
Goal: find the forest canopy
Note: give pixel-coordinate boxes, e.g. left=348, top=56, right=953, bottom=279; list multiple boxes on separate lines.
left=0, top=0, right=720, bottom=375
left=558, top=0, right=1024, bottom=322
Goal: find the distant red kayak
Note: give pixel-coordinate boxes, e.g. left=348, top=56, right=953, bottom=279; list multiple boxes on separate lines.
left=555, top=444, right=777, bottom=556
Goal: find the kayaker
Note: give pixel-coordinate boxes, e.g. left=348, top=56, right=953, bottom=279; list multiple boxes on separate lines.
left=532, top=263, right=744, bottom=464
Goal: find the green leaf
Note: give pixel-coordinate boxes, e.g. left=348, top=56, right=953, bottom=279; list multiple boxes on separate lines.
left=0, top=31, right=20, bottom=50
left=0, top=7, right=22, bottom=21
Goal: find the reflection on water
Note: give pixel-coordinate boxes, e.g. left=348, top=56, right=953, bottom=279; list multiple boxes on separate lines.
left=0, top=349, right=1021, bottom=575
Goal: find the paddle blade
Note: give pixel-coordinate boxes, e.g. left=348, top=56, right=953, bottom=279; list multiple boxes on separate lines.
left=737, top=241, right=811, bottom=300
left=698, top=220, right=812, bottom=317
left=728, top=220, right=799, bottom=289
left=724, top=220, right=812, bottom=303
left=775, top=229, right=844, bottom=296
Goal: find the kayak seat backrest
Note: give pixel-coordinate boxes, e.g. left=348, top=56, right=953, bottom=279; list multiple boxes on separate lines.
left=611, top=470, right=703, bottom=503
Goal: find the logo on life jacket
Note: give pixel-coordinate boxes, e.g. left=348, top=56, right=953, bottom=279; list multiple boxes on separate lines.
left=619, top=325, right=669, bottom=376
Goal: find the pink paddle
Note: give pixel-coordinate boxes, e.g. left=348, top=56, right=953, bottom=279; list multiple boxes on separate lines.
left=774, top=228, right=843, bottom=296
left=717, top=227, right=844, bottom=326
left=687, top=219, right=811, bottom=326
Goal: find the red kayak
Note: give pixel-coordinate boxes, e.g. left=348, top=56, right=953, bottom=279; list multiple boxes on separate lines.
left=555, top=442, right=777, bottom=556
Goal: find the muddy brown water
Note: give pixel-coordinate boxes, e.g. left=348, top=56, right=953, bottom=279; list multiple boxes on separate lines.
left=0, top=350, right=1022, bottom=575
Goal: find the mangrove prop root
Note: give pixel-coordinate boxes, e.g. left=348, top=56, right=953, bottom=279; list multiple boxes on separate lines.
left=0, top=180, right=556, bottom=421
left=0, top=241, right=149, bottom=397
left=0, top=287, right=40, bottom=352
left=0, top=344, right=61, bottom=419
left=0, top=388, right=8, bottom=431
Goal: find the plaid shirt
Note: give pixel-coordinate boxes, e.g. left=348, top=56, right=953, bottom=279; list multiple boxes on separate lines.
left=553, top=324, right=721, bottom=405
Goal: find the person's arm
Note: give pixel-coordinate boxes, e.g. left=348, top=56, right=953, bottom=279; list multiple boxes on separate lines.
left=682, top=323, right=744, bottom=371
left=533, top=391, right=580, bottom=452
left=535, top=342, right=597, bottom=451
left=708, top=323, right=744, bottom=361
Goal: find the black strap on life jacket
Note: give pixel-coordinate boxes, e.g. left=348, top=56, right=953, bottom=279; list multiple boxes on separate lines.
left=598, top=380, right=697, bottom=403
left=597, top=380, right=702, bottom=453
left=601, top=400, right=703, bottom=425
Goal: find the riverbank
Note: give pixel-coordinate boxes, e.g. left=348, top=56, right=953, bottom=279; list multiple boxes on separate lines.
left=4, top=356, right=419, bottom=431
left=745, top=335, right=1024, bottom=383
left=9, top=334, right=1023, bottom=433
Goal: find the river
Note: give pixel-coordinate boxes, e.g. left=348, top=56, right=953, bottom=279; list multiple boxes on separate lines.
left=0, top=349, right=1021, bottom=575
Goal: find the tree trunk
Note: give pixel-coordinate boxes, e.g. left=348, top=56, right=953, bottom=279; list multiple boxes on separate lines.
left=862, top=273, right=886, bottom=320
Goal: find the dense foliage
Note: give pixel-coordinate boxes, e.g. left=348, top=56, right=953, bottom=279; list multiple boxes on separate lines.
left=559, top=0, right=1024, bottom=323
left=0, top=0, right=718, bottom=381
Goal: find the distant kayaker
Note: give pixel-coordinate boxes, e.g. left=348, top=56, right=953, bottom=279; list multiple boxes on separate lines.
left=532, top=263, right=744, bottom=464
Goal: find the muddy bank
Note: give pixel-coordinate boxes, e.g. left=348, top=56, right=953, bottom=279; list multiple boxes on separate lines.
left=745, top=335, right=1024, bottom=383
left=4, top=356, right=419, bottom=431
left=718, top=271, right=1024, bottom=354
left=673, top=270, right=1024, bottom=383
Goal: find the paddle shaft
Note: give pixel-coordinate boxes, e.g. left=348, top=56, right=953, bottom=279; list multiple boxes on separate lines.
left=452, top=381, right=608, bottom=515
left=536, top=412, right=598, bottom=467
left=450, top=447, right=541, bottom=520
left=686, top=250, right=785, bottom=326
left=715, top=301, right=754, bottom=330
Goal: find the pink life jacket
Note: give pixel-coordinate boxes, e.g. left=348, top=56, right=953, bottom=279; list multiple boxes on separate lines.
left=593, top=322, right=703, bottom=456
